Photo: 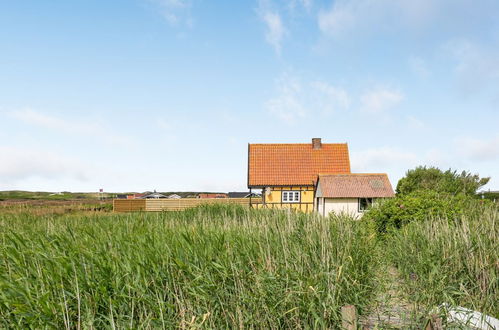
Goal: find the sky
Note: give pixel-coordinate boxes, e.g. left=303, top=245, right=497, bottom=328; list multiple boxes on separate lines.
left=0, top=0, right=498, bottom=193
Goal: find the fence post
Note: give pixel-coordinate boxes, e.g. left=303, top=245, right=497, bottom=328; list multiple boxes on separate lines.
left=341, top=305, right=357, bottom=330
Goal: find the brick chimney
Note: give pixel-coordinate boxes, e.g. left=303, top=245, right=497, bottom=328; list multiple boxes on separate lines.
left=312, top=138, right=322, bottom=149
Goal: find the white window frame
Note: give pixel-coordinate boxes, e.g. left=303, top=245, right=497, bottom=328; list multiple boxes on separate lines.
left=358, top=198, right=373, bottom=212
left=282, top=191, right=300, bottom=203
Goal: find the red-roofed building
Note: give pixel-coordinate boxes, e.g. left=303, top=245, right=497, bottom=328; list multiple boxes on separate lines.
left=315, top=173, right=395, bottom=218
left=248, top=138, right=351, bottom=212
left=197, top=193, right=227, bottom=199
left=247, top=138, right=394, bottom=215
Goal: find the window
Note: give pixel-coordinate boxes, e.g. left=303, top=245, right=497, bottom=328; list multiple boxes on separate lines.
left=282, top=191, right=300, bottom=203
left=358, top=198, right=373, bottom=212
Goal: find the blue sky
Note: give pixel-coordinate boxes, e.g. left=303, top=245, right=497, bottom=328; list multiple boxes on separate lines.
left=1, top=0, right=498, bottom=192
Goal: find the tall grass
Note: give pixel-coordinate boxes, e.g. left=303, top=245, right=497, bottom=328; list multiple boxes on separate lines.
left=0, top=205, right=377, bottom=328
left=386, top=206, right=499, bottom=318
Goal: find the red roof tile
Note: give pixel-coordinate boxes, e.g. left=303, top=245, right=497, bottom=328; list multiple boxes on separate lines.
left=248, top=142, right=351, bottom=187
left=317, top=173, right=395, bottom=198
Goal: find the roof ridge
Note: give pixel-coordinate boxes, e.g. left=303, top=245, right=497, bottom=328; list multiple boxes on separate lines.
left=249, top=143, right=348, bottom=146
left=318, top=173, right=388, bottom=176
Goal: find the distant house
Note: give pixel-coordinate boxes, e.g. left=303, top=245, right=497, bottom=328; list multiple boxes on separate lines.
left=142, top=192, right=167, bottom=199
left=116, top=194, right=127, bottom=199
left=197, top=193, right=227, bottom=199
left=247, top=138, right=395, bottom=215
left=129, top=192, right=148, bottom=199
left=315, top=173, right=395, bottom=218
left=167, top=194, right=182, bottom=199
left=228, top=192, right=260, bottom=198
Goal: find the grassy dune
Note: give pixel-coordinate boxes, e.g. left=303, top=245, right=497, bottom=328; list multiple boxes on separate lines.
left=1, top=203, right=497, bottom=328
left=387, top=207, right=499, bottom=318
left=0, top=205, right=377, bottom=328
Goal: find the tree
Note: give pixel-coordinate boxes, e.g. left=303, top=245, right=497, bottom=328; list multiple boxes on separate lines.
left=396, top=166, right=490, bottom=196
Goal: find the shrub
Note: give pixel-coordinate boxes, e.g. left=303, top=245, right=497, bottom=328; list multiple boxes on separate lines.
left=396, top=166, right=489, bottom=196
left=362, top=190, right=488, bottom=234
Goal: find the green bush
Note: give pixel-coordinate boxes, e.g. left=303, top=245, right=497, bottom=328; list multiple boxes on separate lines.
left=362, top=190, right=489, bottom=234
left=396, top=166, right=489, bottom=196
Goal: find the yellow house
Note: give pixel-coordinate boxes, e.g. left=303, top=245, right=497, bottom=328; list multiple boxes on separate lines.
left=247, top=138, right=351, bottom=212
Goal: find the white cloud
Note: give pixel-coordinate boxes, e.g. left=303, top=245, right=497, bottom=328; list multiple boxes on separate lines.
left=351, top=146, right=456, bottom=188
left=318, top=0, right=358, bottom=37
left=317, top=0, right=491, bottom=38
left=443, top=39, right=499, bottom=95
left=10, top=109, right=134, bottom=147
left=289, top=0, right=313, bottom=12
left=360, top=88, right=404, bottom=114
left=311, top=81, right=350, bottom=113
left=457, top=136, right=499, bottom=162
left=149, top=0, right=192, bottom=27
left=157, top=118, right=171, bottom=130
left=265, top=74, right=350, bottom=123
left=259, top=8, right=286, bottom=54
left=409, top=56, right=430, bottom=78
left=0, top=146, right=90, bottom=185
left=265, top=74, right=306, bottom=123
left=351, top=147, right=418, bottom=172
left=407, top=115, right=425, bottom=129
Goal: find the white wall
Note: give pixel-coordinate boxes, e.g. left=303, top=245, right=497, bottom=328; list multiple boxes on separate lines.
left=322, top=198, right=362, bottom=219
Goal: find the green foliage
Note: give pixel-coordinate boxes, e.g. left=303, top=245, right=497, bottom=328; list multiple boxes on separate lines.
left=386, top=207, right=499, bottom=318
left=396, top=166, right=490, bottom=196
left=480, top=191, right=499, bottom=202
left=0, top=205, right=378, bottom=328
left=363, top=190, right=489, bottom=234
left=0, top=190, right=106, bottom=201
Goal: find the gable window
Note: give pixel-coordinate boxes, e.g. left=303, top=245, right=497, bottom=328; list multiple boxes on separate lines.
left=358, top=198, right=373, bottom=212
left=282, top=191, right=300, bottom=203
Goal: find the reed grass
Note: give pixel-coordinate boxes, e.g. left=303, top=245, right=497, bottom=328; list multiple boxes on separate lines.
left=0, top=204, right=378, bottom=328
left=386, top=206, right=499, bottom=318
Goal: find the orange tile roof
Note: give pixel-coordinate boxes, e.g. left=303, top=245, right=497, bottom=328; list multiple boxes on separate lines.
left=317, top=173, right=395, bottom=198
left=248, top=142, right=351, bottom=187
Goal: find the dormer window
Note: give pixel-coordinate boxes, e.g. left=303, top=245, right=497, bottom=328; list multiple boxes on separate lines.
left=282, top=191, right=300, bottom=203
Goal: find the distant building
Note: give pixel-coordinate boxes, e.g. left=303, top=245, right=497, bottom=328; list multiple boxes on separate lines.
left=129, top=192, right=149, bottom=199
left=197, top=193, right=227, bottom=199
left=142, top=193, right=167, bottom=199
left=228, top=192, right=260, bottom=198
left=167, top=194, right=182, bottom=199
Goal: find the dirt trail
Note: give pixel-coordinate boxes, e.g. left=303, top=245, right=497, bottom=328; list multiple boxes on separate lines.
left=361, top=266, right=416, bottom=329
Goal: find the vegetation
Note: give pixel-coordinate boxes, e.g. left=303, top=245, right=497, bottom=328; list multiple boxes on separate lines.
left=396, top=166, right=490, bottom=196
left=363, top=190, right=490, bottom=234
left=387, top=207, right=498, bottom=318
left=0, top=191, right=111, bottom=201
left=1, top=178, right=497, bottom=327
left=0, top=205, right=378, bottom=328
left=0, top=190, right=250, bottom=201
left=361, top=165, right=498, bottom=322
left=480, top=190, right=499, bottom=202
left=365, top=166, right=493, bottom=234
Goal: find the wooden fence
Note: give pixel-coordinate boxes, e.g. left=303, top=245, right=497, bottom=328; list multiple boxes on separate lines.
left=113, top=198, right=262, bottom=212
left=113, top=199, right=146, bottom=212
